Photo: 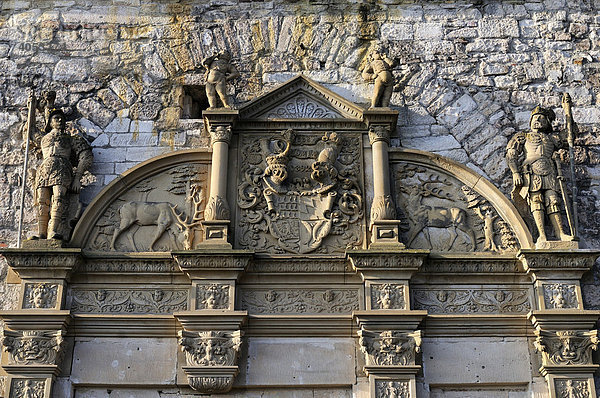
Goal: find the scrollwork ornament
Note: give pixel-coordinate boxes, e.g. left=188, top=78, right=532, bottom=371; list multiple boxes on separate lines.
left=543, top=284, right=578, bottom=309
left=1, top=330, right=64, bottom=365
left=375, top=380, right=410, bottom=398
left=204, top=195, right=231, bottom=221
left=368, top=125, right=391, bottom=145
left=188, top=376, right=234, bottom=394
left=534, top=330, right=598, bottom=366
left=555, top=379, right=591, bottom=398
left=10, top=379, right=45, bottom=398
left=71, top=288, right=188, bottom=314
left=412, top=288, right=531, bottom=314
left=209, top=125, right=232, bottom=145
left=358, top=329, right=421, bottom=366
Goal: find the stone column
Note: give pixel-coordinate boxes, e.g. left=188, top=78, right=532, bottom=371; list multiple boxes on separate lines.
left=173, top=250, right=252, bottom=394
left=201, top=109, right=238, bottom=248
left=348, top=250, right=428, bottom=398
left=0, top=248, right=80, bottom=398
left=363, top=109, right=404, bottom=248
left=520, top=250, right=600, bottom=398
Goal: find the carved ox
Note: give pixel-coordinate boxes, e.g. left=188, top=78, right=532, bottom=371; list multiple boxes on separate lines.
left=110, top=201, right=181, bottom=251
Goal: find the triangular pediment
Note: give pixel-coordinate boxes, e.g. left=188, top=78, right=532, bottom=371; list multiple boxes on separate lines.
left=239, top=75, right=364, bottom=120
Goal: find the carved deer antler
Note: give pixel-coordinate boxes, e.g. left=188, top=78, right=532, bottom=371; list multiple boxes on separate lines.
left=416, top=175, right=452, bottom=199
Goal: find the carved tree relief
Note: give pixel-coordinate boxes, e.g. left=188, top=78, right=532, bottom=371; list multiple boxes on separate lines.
left=393, top=163, right=519, bottom=252
left=237, top=130, right=364, bottom=254
left=86, top=163, right=208, bottom=252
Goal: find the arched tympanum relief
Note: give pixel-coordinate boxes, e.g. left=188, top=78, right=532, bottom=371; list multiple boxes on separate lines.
left=70, top=150, right=211, bottom=252
left=390, top=149, right=533, bottom=252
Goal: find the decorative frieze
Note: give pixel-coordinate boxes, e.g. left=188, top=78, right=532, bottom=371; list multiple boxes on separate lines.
left=350, top=253, right=425, bottom=270
left=196, top=284, right=229, bottom=310
left=375, top=380, right=410, bottom=398
left=554, top=379, right=591, bottom=398
left=543, top=284, right=579, bottom=310
left=80, top=258, right=177, bottom=273
left=1, top=330, right=64, bottom=366
left=23, top=283, right=58, bottom=309
left=371, top=284, right=405, bottom=310
left=10, top=379, right=46, bottom=398
left=535, top=330, right=598, bottom=366
left=420, top=259, right=519, bottom=274
left=245, top=258, right=351, bottom=273
left=358, top=329, right=421, bottom=366
left=71, top=288, right=188, bottom=314
left=412, top=288, right=531, bottom=314
left=240, top=287, right=359, bottom=314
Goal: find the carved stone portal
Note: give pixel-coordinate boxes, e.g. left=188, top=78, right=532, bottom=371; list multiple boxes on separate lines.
left=178, top=330, right=243, bottom=394
left=237, top=130, right=364, bottom=254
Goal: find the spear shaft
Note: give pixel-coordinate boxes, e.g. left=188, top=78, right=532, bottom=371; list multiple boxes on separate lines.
left=17, top=91, right=36, bottom=247
left=562, top=93, right=578, bottom=238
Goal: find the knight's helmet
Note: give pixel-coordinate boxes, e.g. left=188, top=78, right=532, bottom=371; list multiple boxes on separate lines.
left=45, top=108, right=66, bottom=133
left=529, top=105, right=556, bottom=129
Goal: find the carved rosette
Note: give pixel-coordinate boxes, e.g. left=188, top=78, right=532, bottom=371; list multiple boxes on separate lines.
left=534, top=330, right=599, bottom=366
left=554, top=379, right=592, bottom=398
left=358, top=329, right=421, bottom=367
left=23, top=283, right=58, bottom=309
left=209, top=125, right=232, bottom=145
left=375, top=380, right=410, bottom=398
left=370, top=195, right=397, bottom=221
left=543, top=284, right=579, bottom=310
left=368, top=125, right=391, bottom=145
left=196, top=284, right=229, bottom=310
left=178, top=330, right=243, bottom=394
left=1, top=330, right=65, bottom=366
left=371, top=284, right=405, bottom=310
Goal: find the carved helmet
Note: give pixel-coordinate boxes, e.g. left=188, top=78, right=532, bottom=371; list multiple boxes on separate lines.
left=530, top=105, right=556, bottom=125
left=45, top=108, right=66, bottom=133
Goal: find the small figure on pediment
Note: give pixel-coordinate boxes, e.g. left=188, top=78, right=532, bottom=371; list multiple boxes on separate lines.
left=202, top=51, right=240, bottom=109
left=361, top=48, right=397, bottom=108
left=506, top=102, right=576, bottom=245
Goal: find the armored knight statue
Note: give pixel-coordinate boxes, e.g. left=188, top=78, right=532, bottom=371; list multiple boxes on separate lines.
left=29, top=103, right=92, bottom=240
left=202, top=51, right=240, bottom=109
left=506, top=105, right=575, bottom=244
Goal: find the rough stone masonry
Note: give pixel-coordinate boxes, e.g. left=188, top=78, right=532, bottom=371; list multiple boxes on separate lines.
left=1, top=0, right=600, bottom=392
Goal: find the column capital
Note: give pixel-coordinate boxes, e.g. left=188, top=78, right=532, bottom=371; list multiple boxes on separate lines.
left=368, top=124, right=391, bottom=145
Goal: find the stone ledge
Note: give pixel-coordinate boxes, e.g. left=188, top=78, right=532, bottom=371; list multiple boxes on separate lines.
left=69, top=314, right=178, bottom=337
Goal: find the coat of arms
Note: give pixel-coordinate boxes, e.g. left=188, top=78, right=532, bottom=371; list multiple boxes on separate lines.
left=237, top=129, right=364, bottom=254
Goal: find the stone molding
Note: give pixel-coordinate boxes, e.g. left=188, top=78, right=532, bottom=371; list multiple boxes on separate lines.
left=173, top=250, right=252, bottom=280
left=0, top=248, right=82, bottom=280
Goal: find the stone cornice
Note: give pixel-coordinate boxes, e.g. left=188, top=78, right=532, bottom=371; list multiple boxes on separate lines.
left=347, top=250, right=428, bottom=280
left=172, top=250, right=253, bottom=280
left=0, top=248, right=82, bottom=280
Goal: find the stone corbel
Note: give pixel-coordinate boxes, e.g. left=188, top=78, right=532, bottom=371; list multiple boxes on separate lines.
left=363, top=109, right=404, bottom=248
left=172, top=249, right=251, bottom=393
left=0, top=248, right=79, bottom=398
left=201, top=109, right=239, bottom=247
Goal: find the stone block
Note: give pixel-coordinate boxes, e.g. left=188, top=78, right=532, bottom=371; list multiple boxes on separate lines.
left=406, top=134, right=461, bottom=152
left=77, top=98, right=115, bottom=128
left=130, top=120, right=155, bottom=133
left=92, top=147, right=127, bottom=163
left=104, top=116, right=131, bottom=133
left=478, top=18, right=520, bottom=38
left=54, top=59, right=90, bottom=82
left=238, top=338, right=355, bottom=386
left=0, top=112, right=18, bottom=131
left=422, top=337, right=531, bottom=385
left=437, top=93, right=478, bottom=127
left=125, top=146, right=170, bottom=162
left=70, top=338, right=178, bottom=385
left=415, top=22, right=443, bottom=40
left=111, top=132, right=158, bottom=147
left=381, top=23, right=414, bottom=40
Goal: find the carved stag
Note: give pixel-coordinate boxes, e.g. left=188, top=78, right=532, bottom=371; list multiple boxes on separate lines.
left=110, top=185, right=204, bottom=251
left=402, top=175, right=475, bottom=251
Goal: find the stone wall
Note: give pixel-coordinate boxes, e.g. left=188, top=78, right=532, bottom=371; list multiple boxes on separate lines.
left=1, top=0, right=600, bottom=395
